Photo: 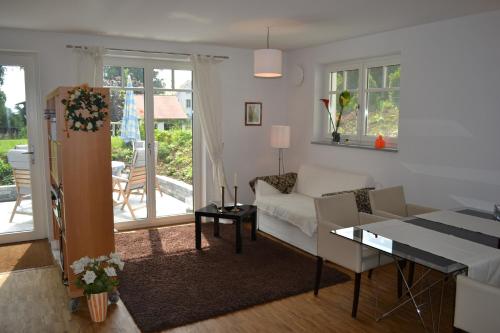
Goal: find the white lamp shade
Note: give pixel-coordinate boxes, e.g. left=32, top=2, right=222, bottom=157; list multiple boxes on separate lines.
left=270, top=125, right=290, bottom=148
left=254, top=49, right=283, bottom=78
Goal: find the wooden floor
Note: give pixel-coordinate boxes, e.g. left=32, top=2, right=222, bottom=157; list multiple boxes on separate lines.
left=0, top=232, right=457, bottom=333
left=0, top=239, right=53, bottom=273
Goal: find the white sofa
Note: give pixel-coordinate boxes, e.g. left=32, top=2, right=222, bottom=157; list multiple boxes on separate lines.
left=254, top=164, right=374, bottom=255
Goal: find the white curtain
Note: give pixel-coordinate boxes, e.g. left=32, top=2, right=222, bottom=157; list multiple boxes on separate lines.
left=190, top=55, right=232, bottom=202
left=74, top=46, right=105, bottom=86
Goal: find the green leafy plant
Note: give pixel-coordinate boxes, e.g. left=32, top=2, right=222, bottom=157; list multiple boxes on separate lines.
left=336, top=91, right=351, bottom=133
left=110, top=125, right=193, bottom=184
left=0, top=157, right=13, bottom=185
left=154, top=128, right=192, bottom=184
left=70, top=253, right=124, bottom=296
left=320, top=90, right=351, bottom=141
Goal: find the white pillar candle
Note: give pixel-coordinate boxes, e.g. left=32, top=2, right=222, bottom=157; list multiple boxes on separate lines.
left=234, top=173, right=238, bottom=187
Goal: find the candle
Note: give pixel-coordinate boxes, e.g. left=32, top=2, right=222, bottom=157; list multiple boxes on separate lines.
left=234, top=172, right=238, bottom=187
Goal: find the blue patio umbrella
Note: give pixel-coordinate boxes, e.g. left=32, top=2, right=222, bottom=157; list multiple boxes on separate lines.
left=120, top=75, right=141, bottom=143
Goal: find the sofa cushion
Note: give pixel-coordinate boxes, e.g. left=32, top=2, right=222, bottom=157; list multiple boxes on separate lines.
left=295, top=164, right=373, bottom=198
left=322, top=187, right=375, bottom=214
left=254, top=192, right=317, bottom=236
left=249, top=172, right=297, bottom=194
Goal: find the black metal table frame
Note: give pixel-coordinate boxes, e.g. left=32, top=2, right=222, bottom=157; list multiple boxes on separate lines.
left=195, top=205, right=257, bottom=253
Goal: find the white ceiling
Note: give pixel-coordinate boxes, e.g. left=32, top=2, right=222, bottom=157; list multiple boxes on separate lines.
left=1, top=0, right=500, bottom=50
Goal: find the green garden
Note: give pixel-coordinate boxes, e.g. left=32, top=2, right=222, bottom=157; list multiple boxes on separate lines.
left=111, top=126, right=192, bottom=185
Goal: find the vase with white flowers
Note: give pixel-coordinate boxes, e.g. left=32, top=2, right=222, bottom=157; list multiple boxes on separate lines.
left=70, top=253, right=125, bottom=323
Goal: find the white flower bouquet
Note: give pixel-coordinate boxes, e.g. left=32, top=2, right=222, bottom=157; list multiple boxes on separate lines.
left=70, top=253, right=125, bottom=295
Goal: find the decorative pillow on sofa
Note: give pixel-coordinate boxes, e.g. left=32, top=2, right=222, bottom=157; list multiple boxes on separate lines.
left=249, top=173, right=298, bottom=194
left=322, top=187, right=375, bottom=214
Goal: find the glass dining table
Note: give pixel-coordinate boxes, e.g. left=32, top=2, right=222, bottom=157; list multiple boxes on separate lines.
left=332, top=208, right=500, bottom=332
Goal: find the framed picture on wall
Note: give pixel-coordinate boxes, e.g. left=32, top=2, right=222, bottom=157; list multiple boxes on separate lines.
left=245, top=102, right=262, bottom=126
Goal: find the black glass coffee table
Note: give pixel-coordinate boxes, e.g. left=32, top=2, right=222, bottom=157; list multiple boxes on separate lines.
left=195, top=204, right=257, bottom=253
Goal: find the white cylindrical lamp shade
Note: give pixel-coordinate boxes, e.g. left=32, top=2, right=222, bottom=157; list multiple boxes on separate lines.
left=270, top=125, right=290, bottom=148
left=254, top=49, right=283, bottom=78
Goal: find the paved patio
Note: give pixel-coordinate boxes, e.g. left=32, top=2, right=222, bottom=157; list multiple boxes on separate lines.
left=113, top=189, right=192, bottom=223
left=0, top=200, right=33, bottom=234
left=0, top=191, right=192, bottom=236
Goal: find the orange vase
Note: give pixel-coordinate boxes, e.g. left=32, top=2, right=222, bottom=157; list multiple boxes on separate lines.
left=374, top=135, right=386, bottom=149
left=87, top=292, right=108, bottom=323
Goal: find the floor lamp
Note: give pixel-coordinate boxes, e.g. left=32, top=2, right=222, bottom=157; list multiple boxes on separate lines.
left=270, top=125, right=290, bottom=176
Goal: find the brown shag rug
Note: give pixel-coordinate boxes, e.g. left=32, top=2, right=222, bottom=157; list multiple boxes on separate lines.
left=115, top=223, right=349, bottom=332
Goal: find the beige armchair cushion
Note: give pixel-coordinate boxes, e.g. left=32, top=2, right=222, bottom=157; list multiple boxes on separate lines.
left=406, top=203, right=438, bottom=216
left=322, top=187, right=375, bottom=213
left=315, top=193, right=391, bottom=273
left=316, top=192, right=359, bottom=228
left=369, top=186, right=438, bottom=218
left=369, top=186, right=407, bottom=217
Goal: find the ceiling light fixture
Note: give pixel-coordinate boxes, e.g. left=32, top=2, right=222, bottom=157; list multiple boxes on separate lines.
left=254, top=27, right=282, bottom=78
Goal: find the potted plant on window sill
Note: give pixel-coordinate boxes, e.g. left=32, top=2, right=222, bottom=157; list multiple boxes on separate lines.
left=321, top=91, right=351, bottom=143
left=70, top=253, right=125, bottom=323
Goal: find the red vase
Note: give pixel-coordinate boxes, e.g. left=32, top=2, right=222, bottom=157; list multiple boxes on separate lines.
left=375, top=135, right=386, bottom=149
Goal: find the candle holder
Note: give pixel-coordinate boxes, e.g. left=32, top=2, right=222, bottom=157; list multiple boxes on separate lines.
left=219, top=186, right=225, bottom=212
left=233, top=186, right=238, bottom=211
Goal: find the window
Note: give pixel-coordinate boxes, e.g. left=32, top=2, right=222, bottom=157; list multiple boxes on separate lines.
left=323, top=56, right=400, bottom=144
left=328, top=68, right=360, bottom=135
left=186, top=99, right=191, bottom=109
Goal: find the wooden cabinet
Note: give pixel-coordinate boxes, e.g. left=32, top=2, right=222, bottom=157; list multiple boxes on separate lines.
left=45, top=87, right=114, bottom=298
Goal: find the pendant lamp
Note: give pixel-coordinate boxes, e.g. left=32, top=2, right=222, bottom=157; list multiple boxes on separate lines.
left=254, top=27, right=282, bottom=78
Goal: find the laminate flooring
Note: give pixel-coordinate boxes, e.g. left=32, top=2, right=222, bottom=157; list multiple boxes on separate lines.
left=0, top=229, right=457, bottom=332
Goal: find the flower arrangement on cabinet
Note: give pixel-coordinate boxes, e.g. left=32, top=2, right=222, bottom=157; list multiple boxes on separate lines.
left=320, top=90, right=351, bottom=142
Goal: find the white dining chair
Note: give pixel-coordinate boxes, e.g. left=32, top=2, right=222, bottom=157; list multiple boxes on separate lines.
left=314, top=192, right=392, bottom=318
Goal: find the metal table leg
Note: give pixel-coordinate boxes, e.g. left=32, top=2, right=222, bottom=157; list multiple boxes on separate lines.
left=376, top=258, right=458, bottom=333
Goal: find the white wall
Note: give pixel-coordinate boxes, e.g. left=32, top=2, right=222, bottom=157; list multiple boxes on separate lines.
left=285, top=10, right=500, bottom=211
left=0, top=28, right=287, bottom=207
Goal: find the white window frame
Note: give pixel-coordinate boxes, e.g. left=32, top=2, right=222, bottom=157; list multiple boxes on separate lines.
left=323, top=55, right=400, bottom=146
left=0, top=51, right=48, bottom=244
left=103, top=55, right=201, bottom=231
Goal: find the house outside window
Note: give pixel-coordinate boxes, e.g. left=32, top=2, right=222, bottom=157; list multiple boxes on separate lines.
left=323, top=55, right=400, bottom=146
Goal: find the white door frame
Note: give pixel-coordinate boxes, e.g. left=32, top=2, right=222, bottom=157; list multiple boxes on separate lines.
left=0, top=50, right=48, bottom=244
left=104, top=56, right=201, bottom=231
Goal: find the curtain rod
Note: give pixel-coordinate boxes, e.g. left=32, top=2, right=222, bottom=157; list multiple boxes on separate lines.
left=65, top=44, right=229, bottom=60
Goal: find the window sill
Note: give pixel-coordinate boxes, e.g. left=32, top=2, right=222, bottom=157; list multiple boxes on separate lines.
left=311, top=139, right=398, bottom=153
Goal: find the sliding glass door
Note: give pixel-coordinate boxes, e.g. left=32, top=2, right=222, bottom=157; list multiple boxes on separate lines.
left=104, top=57, right=196, bottom=228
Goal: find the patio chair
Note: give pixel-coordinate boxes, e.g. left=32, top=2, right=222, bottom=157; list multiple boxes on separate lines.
left=113, top=149, right=147, bottom=219
left=7, top=149, right=32, bottom=223
left=132, top=142, right=164, bottom=197
left=112, top=146, right=163, bottom=219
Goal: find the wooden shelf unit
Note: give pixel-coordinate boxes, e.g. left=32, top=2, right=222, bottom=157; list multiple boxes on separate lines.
left=45, top=87, right=115, bottom=298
